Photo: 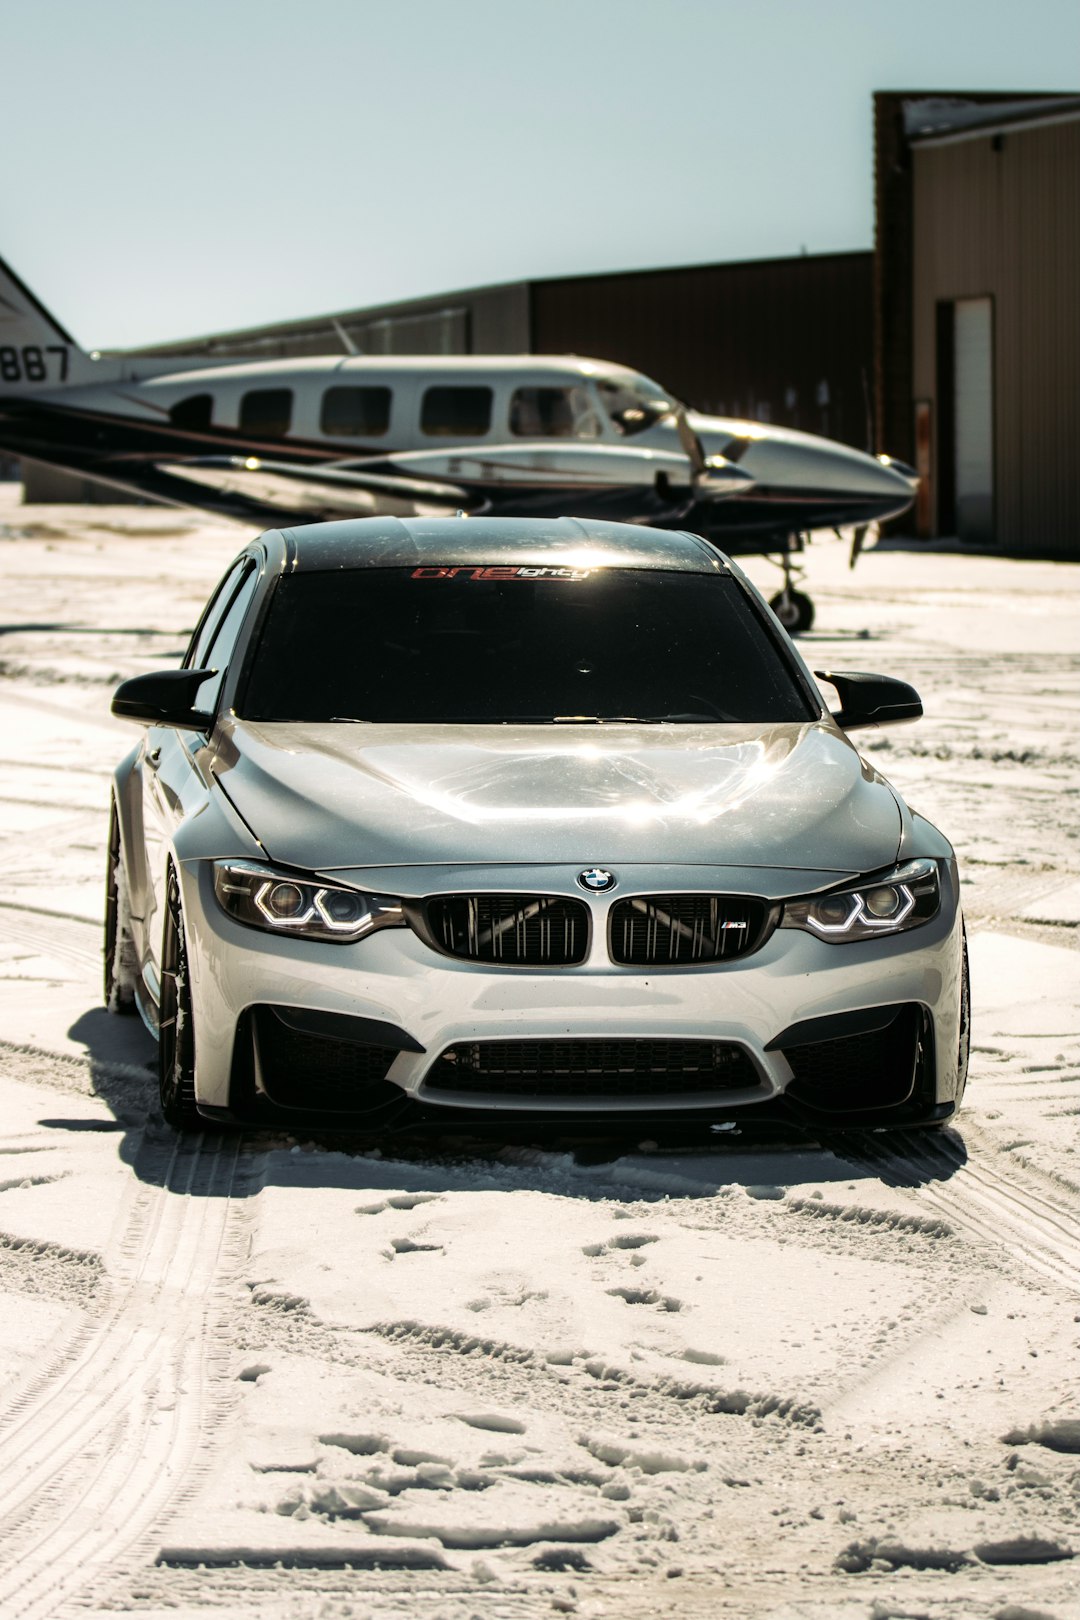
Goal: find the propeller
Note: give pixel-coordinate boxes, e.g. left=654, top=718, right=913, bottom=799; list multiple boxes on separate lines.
left=672, top=403, right=708, bottom=480
left=672, top=404, right=754, bottom=503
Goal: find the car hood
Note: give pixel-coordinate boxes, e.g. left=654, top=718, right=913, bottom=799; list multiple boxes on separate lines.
left=213, top=719, right=901, bottom=880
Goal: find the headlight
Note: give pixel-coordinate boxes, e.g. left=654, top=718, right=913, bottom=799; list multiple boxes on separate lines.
left=212, top=861, right=405, bottom=944
left=780, top=859, right=940, bottom=943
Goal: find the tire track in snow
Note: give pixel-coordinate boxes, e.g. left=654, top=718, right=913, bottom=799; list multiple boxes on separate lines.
left=0, top=1129, right=264, bottom=1618
left=837, top=1128, right=1080, bottom=1293
left=0, top=900, right=101, bottom=972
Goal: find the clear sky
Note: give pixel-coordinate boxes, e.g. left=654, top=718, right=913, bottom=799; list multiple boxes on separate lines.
left=4, top=0, right=1079, bottom=350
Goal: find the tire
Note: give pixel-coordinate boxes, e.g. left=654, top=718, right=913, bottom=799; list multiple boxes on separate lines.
left=158, top=866, right=202, bottom=1131
left=104, top=798, right=138, bottom=1014
left=768, top=588, right=815, bottom=634
left=955, top=919, right=971, bottom=1110
left=908, top=921, right=970, bottom=1133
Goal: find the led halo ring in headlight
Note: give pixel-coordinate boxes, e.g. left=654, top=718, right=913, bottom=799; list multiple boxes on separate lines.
left=780, top=859, right=941, bottom=943
left=213, top=860, right=405, bottom=944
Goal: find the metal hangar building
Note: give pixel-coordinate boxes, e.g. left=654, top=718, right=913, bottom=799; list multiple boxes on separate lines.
left=17, top=89, right=1080, bottom=557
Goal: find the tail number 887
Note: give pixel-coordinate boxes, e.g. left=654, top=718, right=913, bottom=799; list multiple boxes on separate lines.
left=0, top=345, right=70, bottom=384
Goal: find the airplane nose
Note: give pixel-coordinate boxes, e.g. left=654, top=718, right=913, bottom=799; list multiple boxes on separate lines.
left=875, top=453, right=920, bottom=489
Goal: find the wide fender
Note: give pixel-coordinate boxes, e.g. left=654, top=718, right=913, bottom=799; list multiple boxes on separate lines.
left=111, top=742, right=148, bottom=922
left=172, top=772, right=264, bottom=865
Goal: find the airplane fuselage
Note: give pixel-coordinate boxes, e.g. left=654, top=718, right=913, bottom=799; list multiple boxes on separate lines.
left=0, top=349, right=915, bottom=536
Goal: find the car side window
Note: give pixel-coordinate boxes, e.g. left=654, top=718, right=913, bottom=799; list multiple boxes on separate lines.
left=194, top=563, right=260, bottom=717
left=184, top=559, right=251, bottom=672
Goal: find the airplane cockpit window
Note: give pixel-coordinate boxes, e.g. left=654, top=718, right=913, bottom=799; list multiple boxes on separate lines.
left=239, top=389, right=293, bottom=438
left=320, top=386, right=392, bottom=438
left=509, top=386, right=601, bottom=439
left=169, top=394, right=214, bottom=432
left=421, top=386, right=493, bottom=437
left=598, top=376, right=676, bottom=437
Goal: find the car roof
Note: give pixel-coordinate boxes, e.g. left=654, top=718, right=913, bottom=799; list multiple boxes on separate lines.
left=276, top=516, right=729, bottom=575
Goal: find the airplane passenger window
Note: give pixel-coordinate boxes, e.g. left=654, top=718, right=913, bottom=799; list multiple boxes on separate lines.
left=320, top=386, right=392, bottom=438
left=239, top=389, right=293, bottom=438
left=509, top=387, right=601, bottom=439
left=420, top=387, right=492, bottom=437
left=168, top=393, right=213, bottom=432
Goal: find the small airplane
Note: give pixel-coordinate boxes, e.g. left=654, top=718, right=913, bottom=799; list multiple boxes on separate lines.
left=0, top=253, right=916, bottom=631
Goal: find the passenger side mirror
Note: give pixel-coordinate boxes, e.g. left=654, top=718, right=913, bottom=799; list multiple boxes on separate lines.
left=111, top=667, right=218, bottom=729
left=815, top=669, right=923, bottom=730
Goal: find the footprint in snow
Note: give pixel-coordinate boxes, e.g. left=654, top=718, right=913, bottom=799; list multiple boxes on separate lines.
left=356, top=1192, right=444, bottom=1216
left=581, top=1232, right=659, bottom=1257
left=606, top=1285, right=683, bottom=1312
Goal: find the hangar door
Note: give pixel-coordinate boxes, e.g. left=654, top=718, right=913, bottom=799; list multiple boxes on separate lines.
left=953, top=297, right=995, bottom=542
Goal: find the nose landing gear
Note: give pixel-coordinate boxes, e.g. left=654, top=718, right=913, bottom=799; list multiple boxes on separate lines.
left=767, top=533, right=815, bottom=634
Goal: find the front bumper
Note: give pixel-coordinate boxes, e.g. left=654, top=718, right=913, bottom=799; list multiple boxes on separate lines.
left=178, top=860, right=965, bottom=1127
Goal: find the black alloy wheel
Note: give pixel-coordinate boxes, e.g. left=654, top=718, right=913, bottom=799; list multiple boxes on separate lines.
left=104, top=798, right=137, bottom=1014
left=158, top=866, right=201, bottom=1130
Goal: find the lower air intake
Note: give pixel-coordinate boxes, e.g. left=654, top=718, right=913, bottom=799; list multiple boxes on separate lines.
left=781, top=1004, right=924, bottom=1113
left=253, top=1008, right=400, bottom=1112
left=424, top=1038, right=760, bottom=1098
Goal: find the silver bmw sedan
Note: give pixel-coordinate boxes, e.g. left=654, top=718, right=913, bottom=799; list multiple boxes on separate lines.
left=106, top=516, right=968, bottom=1134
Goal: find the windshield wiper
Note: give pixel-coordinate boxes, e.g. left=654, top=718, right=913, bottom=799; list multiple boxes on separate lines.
left=552, top=713, right=725, bottom=724
left=322, top=713, right=728, bottom=725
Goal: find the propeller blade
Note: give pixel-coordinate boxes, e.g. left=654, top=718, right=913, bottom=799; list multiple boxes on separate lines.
left=672, top=404, right=707, bottom=480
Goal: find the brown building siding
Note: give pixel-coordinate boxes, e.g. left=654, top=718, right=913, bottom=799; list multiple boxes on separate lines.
left=874, top=93, right=917, bottom=465
left=871, top=91, right=1056, bottom=467
left=531, top=253, right=874, bottom=449
left=912, top=116, right=1080, bottom=553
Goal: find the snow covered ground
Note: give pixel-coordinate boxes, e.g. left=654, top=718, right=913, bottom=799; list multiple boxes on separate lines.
left=0, top=486, right=1078, bottom=1619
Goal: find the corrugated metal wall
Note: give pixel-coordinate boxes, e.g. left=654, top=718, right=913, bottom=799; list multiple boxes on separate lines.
left=134, top=282, right=531, bottom=360
left=531, top=253, right=874, bottom=449
left=912, top=117, right=1080, bottom=554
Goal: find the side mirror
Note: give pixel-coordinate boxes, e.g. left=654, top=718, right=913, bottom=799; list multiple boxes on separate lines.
left=815, top=669, right=923, bottom=730
left=111, top=668, right=218, bottom=728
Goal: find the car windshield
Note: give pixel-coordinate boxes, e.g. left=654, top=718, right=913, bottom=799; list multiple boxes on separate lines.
left=239, top=566, right=814, bottom=725
left=597, top=375, right=676, bottom=436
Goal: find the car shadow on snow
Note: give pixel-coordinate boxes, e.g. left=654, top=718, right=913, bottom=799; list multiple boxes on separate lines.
left=54, top=1002, right=968, bottom=1201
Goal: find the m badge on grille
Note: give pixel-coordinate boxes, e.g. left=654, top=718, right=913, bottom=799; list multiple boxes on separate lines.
left=578, top=868, right=616, bottom=893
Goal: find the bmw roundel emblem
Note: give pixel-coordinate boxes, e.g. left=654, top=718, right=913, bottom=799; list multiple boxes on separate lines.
left=578, top=867, right=616, bottom=893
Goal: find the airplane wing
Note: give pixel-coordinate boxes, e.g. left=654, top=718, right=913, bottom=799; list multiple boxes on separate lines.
left=151, top=445, right=755, bottom=527
left=155, top=454, right=478, bottom=521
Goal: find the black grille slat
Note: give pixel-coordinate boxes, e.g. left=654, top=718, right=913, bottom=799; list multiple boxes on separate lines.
left=425, top=1039, right=759, bottom=1098
left=425, top=895, right=589, bottom=966
left=609, top=895, right=768, bottom=965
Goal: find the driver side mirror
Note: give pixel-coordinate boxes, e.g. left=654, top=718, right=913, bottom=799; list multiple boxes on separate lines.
left=815, top=669, right=923, bottom=730
left=111, top=667, right=218, bottom=729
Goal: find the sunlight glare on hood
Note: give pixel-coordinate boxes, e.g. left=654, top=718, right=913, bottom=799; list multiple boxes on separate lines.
left=391, top=738, right=785, bottom=827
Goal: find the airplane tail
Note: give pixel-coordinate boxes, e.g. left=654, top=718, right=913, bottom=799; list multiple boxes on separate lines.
left=0, top=254, right=98, bottom=390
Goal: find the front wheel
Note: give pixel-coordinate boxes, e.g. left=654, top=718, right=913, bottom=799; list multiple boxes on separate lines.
left=955, top=920, right=970, bottom=1110
left=104, top=798, right=138, bottom=1014
left=158, top=866, right=201, bottom=1130
left=768, top=588, right=815, bottom=634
